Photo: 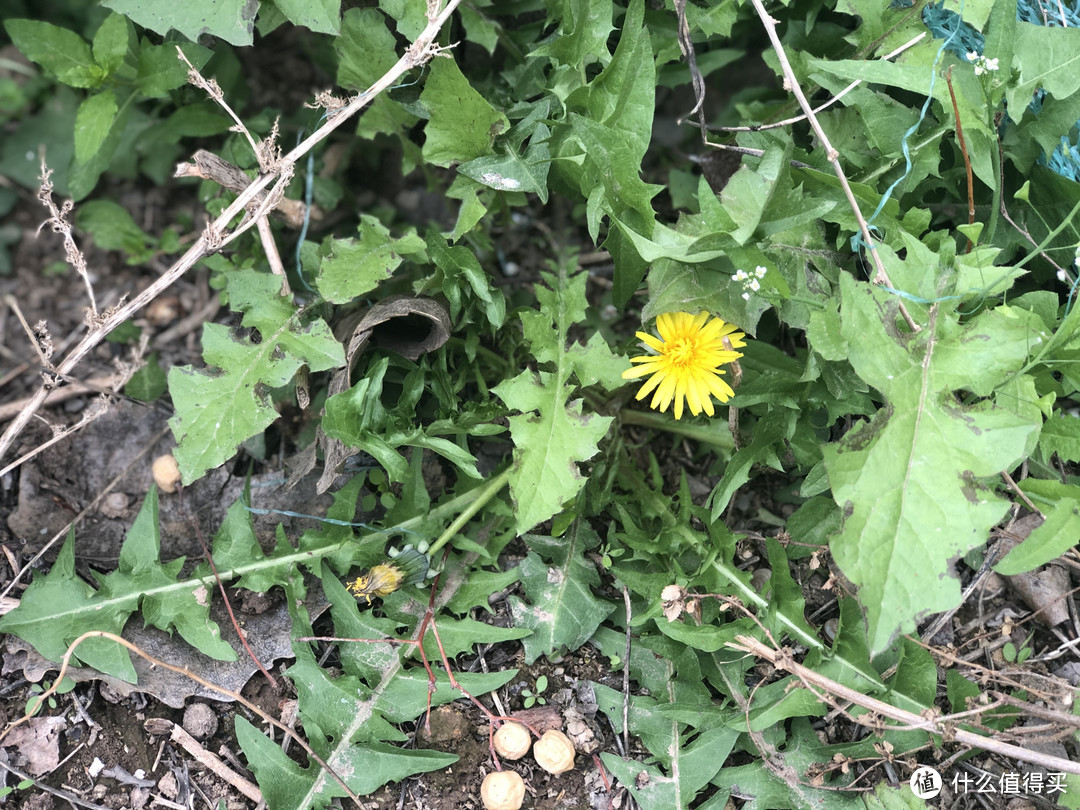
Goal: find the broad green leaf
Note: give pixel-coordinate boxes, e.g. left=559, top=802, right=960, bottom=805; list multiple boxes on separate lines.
left=1008, top=23, right=1080, bottom=121
left=76, top=200, right=154, bottom=260
left=135, top=42, right=212, bottom=98
left=74, top=92, right=118, bottom=166
left=169, top=270, right=344, bottom=483
left=996, top=489, right=1080, bottom=575
left=443, top=568, right=521, bottom=615
left=314, top=216, right=422, bottom=304
left=720, top=147, right=785, bottom=246
left=335, top=8, right=396, bottom=92
left=91, top=13, right=133, bottom=75
left=5, top=20, right=99, bottom=88
left=100, top=0, right=257, bottom=46
left=420, top=58, right=508, bottom=168
left=982, top=0, right=1015, bottom=93
left=379, top=0, right=428, bottom=40
left=492, top=267, right=614, bottom=532
left=125, top=353, right=167, bottom=401
left=823, top=275, right=1040, bottom=654
left=271, top=0, right=340, bottom=34
left=1039, top=412, right=1080, bottom=462
left=507, top=527, right=614, bottom=663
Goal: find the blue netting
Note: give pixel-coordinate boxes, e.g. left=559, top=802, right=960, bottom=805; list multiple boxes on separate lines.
left=922, top=0, right=1080, bottom=182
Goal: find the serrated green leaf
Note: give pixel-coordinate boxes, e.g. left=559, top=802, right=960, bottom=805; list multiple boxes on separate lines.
left=100, top=488, right=236, bottom=662
left=0, top=489, right=237, bottom=682
left=507, top=526, right=613, bottom=663
left=823, top=276, right=1040, bottom=654
left=168, top=270, right=344, bottom=483
left=315, top=216, right=421, bottom=304
left=458, top=126, right=552, bottom=201
left=532, top=0, right=614, bottom=69
left=100, top=0, right=257, bottom=46
left=420, top=57, right=508, bottom=168
left=493, top=268, right=614, bottom=531
left=495, top=371, right=611, bottom=531
left=5, top=19, right=99, bottom=88
left=0, top=529, right=136, bottom=682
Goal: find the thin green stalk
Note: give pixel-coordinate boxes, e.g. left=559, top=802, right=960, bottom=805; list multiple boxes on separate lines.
left=426, top=466, right=512, bottom=558
left=620, top=408, right=735, bottom=452
left=1012, top=195, right=1080, bottom=271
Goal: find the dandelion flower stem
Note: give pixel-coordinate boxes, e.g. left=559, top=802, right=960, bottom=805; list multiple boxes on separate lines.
left=426, top=466, right=512, bottom=558
left=620, top=408, right=735, bottom=452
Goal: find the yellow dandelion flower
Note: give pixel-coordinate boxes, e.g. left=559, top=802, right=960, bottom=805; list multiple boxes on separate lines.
left=622, top=311, right=745, bottom=420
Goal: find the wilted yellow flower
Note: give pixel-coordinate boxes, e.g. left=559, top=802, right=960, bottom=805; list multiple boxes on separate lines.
left=346, top=547, right=429, bottom=605
left=622, top=311, right=745, bottom=420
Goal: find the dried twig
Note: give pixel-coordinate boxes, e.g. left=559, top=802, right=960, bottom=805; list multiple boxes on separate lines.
left=698, top=33, right=927, bottom=134
left=0, top=630, right=369, bottom=808
left=36, top=165, right=96, bottom=317
left=728, top=634, right=1080, bottom=776
left=145, top=718, right=262, bottom=803
left=0, top=0, right=465, bottom=467
left=747, top=0, right=920, bottom=332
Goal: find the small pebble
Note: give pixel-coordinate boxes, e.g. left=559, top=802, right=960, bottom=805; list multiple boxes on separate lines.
left=182, top=702, right=218, bottom=739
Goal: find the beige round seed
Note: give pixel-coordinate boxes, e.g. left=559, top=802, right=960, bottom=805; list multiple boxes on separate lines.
left=533, top=729, right=576, bottom=774
left=480, top=770, right=525, bottom=810
left=152, top=454, right=182, bottom=493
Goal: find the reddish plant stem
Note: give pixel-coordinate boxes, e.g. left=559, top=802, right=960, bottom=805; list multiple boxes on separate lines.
left=181, top=487, right=278, bottom=689
left=945, top=67, right=975, bottom=253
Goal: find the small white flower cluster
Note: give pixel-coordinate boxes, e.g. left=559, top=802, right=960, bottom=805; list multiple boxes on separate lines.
left=1056, top=249, right=1080, bottom=284
left=732, top=265, right=767, bottom=300
left=965, top=51, right=999, bottom=76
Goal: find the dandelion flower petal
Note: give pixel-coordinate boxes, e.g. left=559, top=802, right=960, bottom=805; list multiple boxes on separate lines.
left=622, top=311, right=744, bottom=419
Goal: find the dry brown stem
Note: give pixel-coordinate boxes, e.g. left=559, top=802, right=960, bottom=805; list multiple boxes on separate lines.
left=728, top=634, right=1080, bottom=776
left=0, top=630, right=369, bottom=808
left=0, top=0, right=465, bottom=467
left=747, top=0, right=920, bottom=333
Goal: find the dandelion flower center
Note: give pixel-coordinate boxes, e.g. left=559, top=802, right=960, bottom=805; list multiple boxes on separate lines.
left=621, top=311, right=745, bottom=420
